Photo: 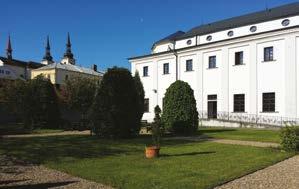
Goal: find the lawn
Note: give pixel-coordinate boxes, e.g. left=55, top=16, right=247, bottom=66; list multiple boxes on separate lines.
left=0, top=135, right=293, bottom=189
left=0, top=123, right=64, bottom=135
left=200, top=127, right=281, bottom=143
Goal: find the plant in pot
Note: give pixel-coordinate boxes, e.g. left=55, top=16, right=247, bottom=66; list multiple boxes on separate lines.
left=145, top=105, right=162, bottom=158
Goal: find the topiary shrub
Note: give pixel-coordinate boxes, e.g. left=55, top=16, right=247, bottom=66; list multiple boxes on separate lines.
left=162, top=80, right=199, bottom=135
left=91, top=67, right=140, bottom=138
left=280, top=126, right=299, bottom=152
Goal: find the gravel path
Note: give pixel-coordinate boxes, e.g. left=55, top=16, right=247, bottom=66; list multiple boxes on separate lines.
left=0, top=155, right=113, bottom=189
left=165, top=136, right=280, bottom=148
left=215, top=155, right=299, bottom=189
left=2, top=130, right=90, bottom=138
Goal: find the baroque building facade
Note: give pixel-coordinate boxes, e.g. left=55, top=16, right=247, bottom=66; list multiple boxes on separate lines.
left=129, top=3, right=299, bottom=126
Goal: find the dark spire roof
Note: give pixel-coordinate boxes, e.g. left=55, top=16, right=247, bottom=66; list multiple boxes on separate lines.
left=63, top=32, right=74, bottom=59
left=43, top=36, right=53, bottom=62
left=6, top=35, right=12, bottom=59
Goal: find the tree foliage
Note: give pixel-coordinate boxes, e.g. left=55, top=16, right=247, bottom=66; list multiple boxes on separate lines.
left=162, top=80, right=199, bottom=135
left=152, top=105, right=162, bottom=147
left=3, top=75, right=60, bottom=129
left=133, top=71, right=145, bottom=124
left=91, top=67, right=141, bottom=138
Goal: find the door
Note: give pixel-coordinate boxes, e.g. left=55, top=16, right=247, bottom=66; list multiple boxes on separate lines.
left=208, top=101, right=217, bottom=119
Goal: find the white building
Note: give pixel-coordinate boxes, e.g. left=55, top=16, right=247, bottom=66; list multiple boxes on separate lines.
left=129, top=2, right=299, bottom=127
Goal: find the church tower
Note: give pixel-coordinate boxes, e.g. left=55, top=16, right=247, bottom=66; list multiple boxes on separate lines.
left=61, top=32, right=75, bottom=65
left=41, top=36, right=54, bottom=65
left=6, top=35, right=12, bottom=60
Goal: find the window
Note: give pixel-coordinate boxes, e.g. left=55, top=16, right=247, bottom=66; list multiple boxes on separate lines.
left=144, top=98, right=149, bottom=112
left=264, top=47, right=273, bottom=62
left=65, top=75, right=69, bottom=81
left=235, top=51, right=244, bottom=65
left=250, top=26, right=257, bottom=32
left=209, top=56, right=217, bottom=68
left=234, top=94, right=245, bottom=112
left=186, top=59, right=193, bottom=71
left=206, top=35, right=212, bottom=41
left=282, top=19, right=290, bottom=26
left=143, top=66, right=148, bottom=77
left=5, top=71, right=10, bottom=75
left=163, top=63, right=169, bottom=74
left=186, top=40, right=192, bottom=45
left=227, top=31, right=234, bottom=37
left=263, top=93, right=275, bottom=112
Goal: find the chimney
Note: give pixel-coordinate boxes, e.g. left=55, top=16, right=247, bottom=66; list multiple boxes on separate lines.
left=92, top=64, right=97, bottom=72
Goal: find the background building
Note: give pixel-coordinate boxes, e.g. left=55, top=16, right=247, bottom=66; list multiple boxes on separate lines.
left=31, top=33, right=103, bottom=85
left=129, top=2, right=299, bottom=126
left=0, top=36, right=43, bottom=81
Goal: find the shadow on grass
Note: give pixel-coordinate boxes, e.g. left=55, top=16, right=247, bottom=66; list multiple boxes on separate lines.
left=1, top=181, right=78, bottom=189
left=0, top=179, right=30, bottom=185
left=0, top=135, right=203, bottom=165
left=160, top=151, right=215, bottom=157
left=199, top=128, right=237, bottom=134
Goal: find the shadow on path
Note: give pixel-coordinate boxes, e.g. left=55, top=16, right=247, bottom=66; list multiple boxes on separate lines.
left=0, top=181, right=78, bottom=189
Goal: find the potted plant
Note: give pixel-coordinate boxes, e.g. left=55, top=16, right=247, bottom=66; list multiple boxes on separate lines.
left=145, top=105, right=162, bottom=158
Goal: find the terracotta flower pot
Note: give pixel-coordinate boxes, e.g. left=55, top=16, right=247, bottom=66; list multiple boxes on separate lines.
left=145, top=146, right=160, bottom=158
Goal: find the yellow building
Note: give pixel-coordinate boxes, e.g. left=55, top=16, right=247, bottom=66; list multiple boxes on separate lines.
left=31, top=34, right=103, bottom=85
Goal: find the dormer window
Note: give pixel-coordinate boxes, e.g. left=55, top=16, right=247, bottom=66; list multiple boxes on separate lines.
left=250, top=26, right=257, bottom=33
left=282, top=19, right=290, bottom=26
left=227, top=31, right=234, bottom=37
left=206, top=35, right=212, bottom=41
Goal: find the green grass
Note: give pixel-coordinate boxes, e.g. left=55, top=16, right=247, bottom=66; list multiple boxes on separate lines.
left=200, top=127, right=281, bottom=143
left=0, top=123, right=63, bottom=135
left=0, top=135, right=293, bottom=189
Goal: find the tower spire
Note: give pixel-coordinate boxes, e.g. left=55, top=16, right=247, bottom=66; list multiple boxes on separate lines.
left=6, top=35, right=12, bottom=59
left=43, top=35, right=53, bottom=62
left=63, top=32, right=74, bottom=59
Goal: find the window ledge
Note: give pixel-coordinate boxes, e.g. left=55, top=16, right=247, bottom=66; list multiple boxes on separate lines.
left=142, top=75, right=150, bottom=77
left=259, top=111, right=279, bottom=113
left=185, top=70, right=194, bottom=72
left=262, top=59, right=276, bottom=63
left=162, top=73, right=170, bottom=75
left=207, top=67, right=218, bottom=70
left=233, top=64, right=246, bottom=67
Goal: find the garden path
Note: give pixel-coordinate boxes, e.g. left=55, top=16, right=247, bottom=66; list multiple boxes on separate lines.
left=215, top=155, right=299, bottom=189
left=0, top=155, right=113, bottom=189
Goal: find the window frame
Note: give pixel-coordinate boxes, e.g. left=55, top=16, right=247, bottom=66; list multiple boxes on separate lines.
left=208, top=56, right=217, bottom=69
left=262, top=92, right=275, bottom=112
left=263, top=47, right=274, bottom=62
left=235, top=51, right=244, bottom=66
left=233, top=94, right=245, bottom=113
left=163, top=63, right=170, bottom=75
left=186, top=59, right=193, bottom=72
left=143, top=66, right=149, bottom=77
left=144, top=98, right=149, bottom=113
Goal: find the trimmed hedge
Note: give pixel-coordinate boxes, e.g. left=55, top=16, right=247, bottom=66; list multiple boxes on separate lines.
left=162, top=80, right=199, bottom=135
left=280, top=126, right=299, bottom=152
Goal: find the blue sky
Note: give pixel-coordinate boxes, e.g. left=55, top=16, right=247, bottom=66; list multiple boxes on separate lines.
left=0, top=0, right=297, bottom=71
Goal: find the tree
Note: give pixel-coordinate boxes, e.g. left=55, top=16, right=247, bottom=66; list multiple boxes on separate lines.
left=91, top=67, right=140, bottom=138
left=133, top=71, right=145, bottom=125
left=3, top=75, right=60, bottom=129
left=64, top=76, right=98, bottom=129
left=162, top=80, right=199, bottom=135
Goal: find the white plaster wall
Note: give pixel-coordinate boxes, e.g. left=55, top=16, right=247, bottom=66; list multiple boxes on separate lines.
left=152, top=43, right=174, bottom=54
left=257, top=39, right=285, bottom=117
left=228, top=45, right=250, bottom=113
left=202, top=50, right=223, bottom=112
left=175, top=37, right=196, bottom=49
left=157, top=57, right=176, bottom=110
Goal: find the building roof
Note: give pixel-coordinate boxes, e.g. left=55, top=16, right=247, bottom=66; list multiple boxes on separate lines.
left=35, top=62, right=104, bottom=76
left=0, top=56, right=43, bottom=69
left=157, top=2, right=299, bottom=42
left=152, top=31, right=185, bottom=48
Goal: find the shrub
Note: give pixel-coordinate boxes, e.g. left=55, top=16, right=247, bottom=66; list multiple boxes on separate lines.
left=280, top=126, right=299, bottom=152
left=134, top=71, right=145, bottom=125
left=151, top=105, right=162, bottom=147
left=91, top=67, right=140, bottom=138
left=162, top=80, right=199, bottom=135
